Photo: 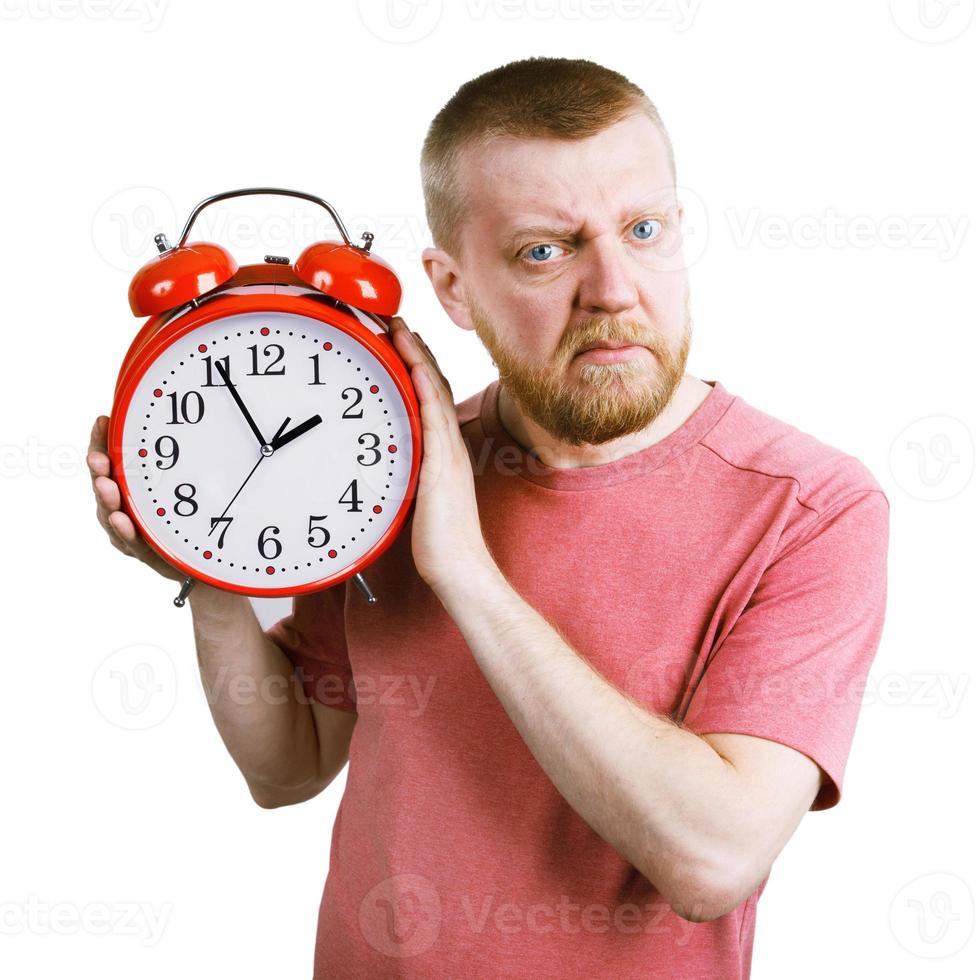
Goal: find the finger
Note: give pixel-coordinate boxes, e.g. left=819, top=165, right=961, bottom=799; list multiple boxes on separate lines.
left=87, top=417, right=111, bottom=482
left=413, top=332, right=454, bottom=397
left=88, top=415, right=109, bottom=455
left=87, top=449, right=110, bottom=480
left=108, top=509, right=142, bottom=548
left=390, top=321, right=459, bottom=436
left=94, top=475, right=121, bottom=514
left=411, top=364, right=452, bottom=492
left=391, top=320, right=452, bottom=397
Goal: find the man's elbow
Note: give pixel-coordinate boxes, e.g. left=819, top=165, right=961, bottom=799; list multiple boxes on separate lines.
left=248, top=777, right=325, bottom=809
left=653, top=857, right=760, bottom=923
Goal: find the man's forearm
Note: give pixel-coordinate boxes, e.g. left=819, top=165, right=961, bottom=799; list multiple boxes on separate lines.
left=188, top=585, right=324, bottom=802
left=433, top=559, right=766, bottom=921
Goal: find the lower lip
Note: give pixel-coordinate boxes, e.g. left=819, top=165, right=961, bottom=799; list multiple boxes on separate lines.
left=575, top=345, right=647, bottom=364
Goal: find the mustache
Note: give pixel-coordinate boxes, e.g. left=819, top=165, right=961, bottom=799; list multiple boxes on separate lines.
left=566, top=319, right=658, bottom=354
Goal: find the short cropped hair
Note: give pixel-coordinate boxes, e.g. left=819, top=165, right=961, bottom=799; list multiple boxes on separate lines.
left=420, top=56, right=676, bottom=259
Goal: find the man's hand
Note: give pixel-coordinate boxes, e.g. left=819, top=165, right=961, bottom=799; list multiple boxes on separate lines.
left=389, top=317, right=494, bottom=592
left=86, top=414, right=184, bottom=582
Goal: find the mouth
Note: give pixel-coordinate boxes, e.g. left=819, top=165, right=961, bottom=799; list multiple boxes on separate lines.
left=576, top=341, right=644, bottom=354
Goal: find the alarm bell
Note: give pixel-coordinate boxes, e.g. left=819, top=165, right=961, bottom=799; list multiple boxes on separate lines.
left=127, top=187, right=402, bottom=320
left=128, top=240, right=238, bottom=317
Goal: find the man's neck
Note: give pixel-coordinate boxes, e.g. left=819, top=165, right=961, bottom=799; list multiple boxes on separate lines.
left=497, top=372, right=713, bottom=470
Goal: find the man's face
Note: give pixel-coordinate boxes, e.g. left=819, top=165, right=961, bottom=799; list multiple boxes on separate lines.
left=438, top=110, right=692, bottom=447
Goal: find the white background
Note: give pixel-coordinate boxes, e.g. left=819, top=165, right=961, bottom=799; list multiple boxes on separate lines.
left=2, top=1, right=977, bottom=977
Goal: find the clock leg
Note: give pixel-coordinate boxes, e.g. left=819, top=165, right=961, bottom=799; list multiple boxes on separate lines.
left=353, top=573, right=378, bottom=605
left=173, top=576, right=197, bottom=608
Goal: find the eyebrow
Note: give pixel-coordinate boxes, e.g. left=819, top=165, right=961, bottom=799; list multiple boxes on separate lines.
left=500, top=191, right=677, bottom=253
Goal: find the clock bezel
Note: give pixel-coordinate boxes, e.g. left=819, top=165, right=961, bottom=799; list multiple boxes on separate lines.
left=108, top=291, right=422, bottom=598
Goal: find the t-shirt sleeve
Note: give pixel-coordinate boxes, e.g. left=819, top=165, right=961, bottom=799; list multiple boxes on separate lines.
left=264, top=579, right=356, bottom=714
left=681, top=488, right=890, bottom=810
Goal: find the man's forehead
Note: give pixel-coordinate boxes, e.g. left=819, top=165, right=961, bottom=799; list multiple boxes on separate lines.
left=457, top=115, right=674, bottom=231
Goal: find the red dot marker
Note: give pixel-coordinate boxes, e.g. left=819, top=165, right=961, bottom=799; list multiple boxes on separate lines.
left=198, top=343, right=207, bottom=353
left=370, top=384, right=379, bottom=394
left=266, top=566, right=275, bottom=575
left=260, top=327, right=270, bottom=336
left=387, top=445, right=397, bottom=453
left=203, top=550, right=212, bottom=560
left=372, top=505, right=382, bottom=514
left=156, top=507, right=166, bottom=516
left=153, top=388, right=163, bottom=398
left=328, top=549, right=337, bottom=558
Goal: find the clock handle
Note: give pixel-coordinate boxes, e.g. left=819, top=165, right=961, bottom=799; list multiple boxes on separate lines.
left=174, top=187, right=358, bottom=251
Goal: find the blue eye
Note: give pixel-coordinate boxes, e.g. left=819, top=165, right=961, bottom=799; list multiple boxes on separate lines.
left=527, top=243, right=560, bottom=262
left=633, top=219, right=662, bottom=241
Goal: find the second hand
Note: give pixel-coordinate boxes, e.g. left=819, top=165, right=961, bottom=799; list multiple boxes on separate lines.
left=209, top=452, right=266, bottom=534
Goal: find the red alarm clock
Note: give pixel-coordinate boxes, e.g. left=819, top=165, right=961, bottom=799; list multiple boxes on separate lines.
left=108, top=188, right=422, bottom=607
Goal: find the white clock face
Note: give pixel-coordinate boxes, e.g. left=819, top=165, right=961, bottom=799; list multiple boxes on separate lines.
left=118, top=309, right=417, bottom=593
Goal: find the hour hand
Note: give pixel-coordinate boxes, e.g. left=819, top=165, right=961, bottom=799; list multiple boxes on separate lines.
left=215, top=359, right=267, bottom=448
left=271, top=414, right=323, bottom=451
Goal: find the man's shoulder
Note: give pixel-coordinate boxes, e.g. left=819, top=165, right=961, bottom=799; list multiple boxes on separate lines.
left=703, top=383, right=888, bottom=513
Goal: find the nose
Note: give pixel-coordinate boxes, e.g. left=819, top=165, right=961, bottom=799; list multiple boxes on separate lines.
left=576, top=233, right=640, bottom=316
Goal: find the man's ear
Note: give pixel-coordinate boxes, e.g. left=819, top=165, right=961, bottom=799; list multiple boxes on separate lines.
left=422, top=246, right=475, bottom=332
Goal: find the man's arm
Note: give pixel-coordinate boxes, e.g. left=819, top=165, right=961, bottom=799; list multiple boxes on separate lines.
left=87, top=415, right=353, bottom=810
left=189, top=584, right=356, bottom=808
left=433, top=561, right=820, bottom=923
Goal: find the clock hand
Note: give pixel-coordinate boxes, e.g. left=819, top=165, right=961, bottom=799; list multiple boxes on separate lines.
left=215, top=359, right=268, bottom=448
left=209, top=453, right=266, bottom=533
left=270, top=414, right=323, bottom=452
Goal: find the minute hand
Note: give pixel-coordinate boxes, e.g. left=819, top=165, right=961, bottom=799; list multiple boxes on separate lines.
left=215, top=359, right=267, bottom=447
left=271, top=414, right=323, bottom=451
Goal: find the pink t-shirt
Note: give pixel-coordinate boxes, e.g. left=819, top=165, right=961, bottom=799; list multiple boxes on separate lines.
left=266, top=377, right=890, bottom=979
